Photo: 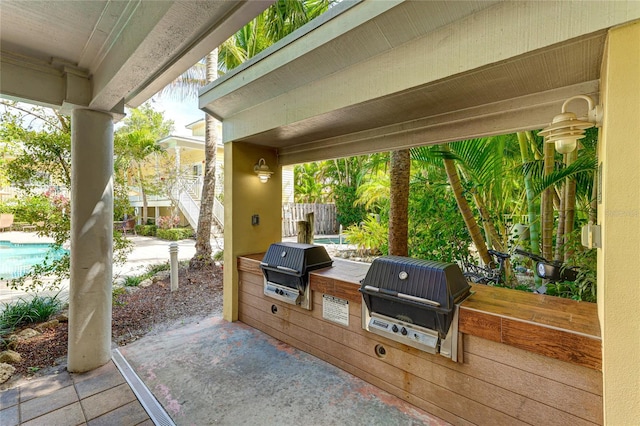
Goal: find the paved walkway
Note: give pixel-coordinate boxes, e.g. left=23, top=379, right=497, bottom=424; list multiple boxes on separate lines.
left=0, top=232, right=217, bottom=306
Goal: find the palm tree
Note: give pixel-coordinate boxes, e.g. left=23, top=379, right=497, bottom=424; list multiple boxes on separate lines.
left=439, top=144, right=493, bottom=266
left=115, top=105, right=172, bottom=224
left=190, top=49, right=220, bottom=268
left=117, top=129, right=164, bottom=224
left=389, top=149, right=410, bottom=256
left=163, top=0, right=335, bottom=268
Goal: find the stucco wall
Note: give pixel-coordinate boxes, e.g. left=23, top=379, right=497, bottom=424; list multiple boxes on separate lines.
left=598, top=20, right=640, bottom=422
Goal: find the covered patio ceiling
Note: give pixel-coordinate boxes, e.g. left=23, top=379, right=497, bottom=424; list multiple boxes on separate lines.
left=199, top=1, right=638, bottom=165
left=0, top=0, right=272, bottom=115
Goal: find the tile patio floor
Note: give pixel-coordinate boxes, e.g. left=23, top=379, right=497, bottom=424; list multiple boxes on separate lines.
left=0, top=361, right=151, bottom=426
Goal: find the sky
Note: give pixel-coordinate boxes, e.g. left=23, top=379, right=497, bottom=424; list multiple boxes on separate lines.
left=147, top=96, right=205, bottom=137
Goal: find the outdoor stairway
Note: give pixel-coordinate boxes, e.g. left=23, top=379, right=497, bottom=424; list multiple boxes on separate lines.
left=172, top=176, right=224, bottom=238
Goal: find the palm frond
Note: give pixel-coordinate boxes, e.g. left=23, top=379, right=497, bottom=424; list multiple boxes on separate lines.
left=530, top=155, right=597, bottom=196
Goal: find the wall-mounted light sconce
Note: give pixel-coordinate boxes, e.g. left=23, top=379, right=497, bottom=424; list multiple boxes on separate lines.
left=254, top=158, right=273, bottom=183
left=538, top=95, right=603, bottom=154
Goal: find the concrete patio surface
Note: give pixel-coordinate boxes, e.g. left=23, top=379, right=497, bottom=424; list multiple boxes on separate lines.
left=119, top=315, right=449, bottom=425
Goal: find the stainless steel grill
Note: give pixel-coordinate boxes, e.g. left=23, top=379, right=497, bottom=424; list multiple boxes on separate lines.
left=260, top=242, right=333, bottom=310
left=360, top=256, right=471, bottom=361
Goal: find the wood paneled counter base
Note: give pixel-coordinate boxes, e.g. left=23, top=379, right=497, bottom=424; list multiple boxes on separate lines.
left=238, top=254, right=603, bottom=425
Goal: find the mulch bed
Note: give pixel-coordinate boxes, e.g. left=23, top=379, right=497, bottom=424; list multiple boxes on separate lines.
left=4, top=263, right=223, bottom=378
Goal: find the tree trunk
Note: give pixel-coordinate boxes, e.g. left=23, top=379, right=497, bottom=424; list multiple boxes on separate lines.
left=555, top=179, right=566, bottom=262
left=306, top=212, right=314, bottom=244
left=517, top=132, right=541, bottom=286
left=297, top=220, right=313, bottom=244
left=563, top=149, right=578, bottom=262
left=541, top=138, right=555, bottom=260
left=137, top=165, right=148, bottom=224
left=389, top=149, right=410, bottom=256
left=469, top=187, right=503, bottom=252
left=442, top=146, right=491, bottom=266
left=190, top=49, right=218, bottom=269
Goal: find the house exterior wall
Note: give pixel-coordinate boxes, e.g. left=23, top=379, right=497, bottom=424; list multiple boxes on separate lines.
left=598, top=21, right=640, bottom=422
left=223, top=142, right=281, bottom=322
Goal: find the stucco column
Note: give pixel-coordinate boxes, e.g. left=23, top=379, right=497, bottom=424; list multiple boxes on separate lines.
left=598, top=20, right=640, bottom=422
left=68, top=108, right=114, bottom=373
left=223, top=142, right=280, bottom=321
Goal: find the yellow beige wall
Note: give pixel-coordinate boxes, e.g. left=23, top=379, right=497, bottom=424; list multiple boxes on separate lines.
left=223, top=142, right=281, bottom=321
left=178, top=148, right=205, bottom=173
left=598, top=20, right=640, bottom=422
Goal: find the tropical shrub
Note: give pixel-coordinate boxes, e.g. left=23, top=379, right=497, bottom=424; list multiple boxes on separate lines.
left=407, top=179, right=472, bottom=263
left=334, top=185, right=367, bottom=227
left=342, top=216, right=388, bottom=256
left=546, top=231, right=597, bottom=302
left=156, top=227, right=192, bottom=241
left=0, top=294, right=63, bottom=332
left=157, top=215, right=180, bottom=229
left=135, top=224, right=157, bottom=236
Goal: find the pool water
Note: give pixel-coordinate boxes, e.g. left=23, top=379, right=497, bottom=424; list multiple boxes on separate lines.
left=314, top=237, right=348, bottom=245
left=0, top=241, right=69, bottom=279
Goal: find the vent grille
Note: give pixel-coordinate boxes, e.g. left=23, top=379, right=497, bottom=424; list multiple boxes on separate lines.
left=112, top=348, right=176, bottom=426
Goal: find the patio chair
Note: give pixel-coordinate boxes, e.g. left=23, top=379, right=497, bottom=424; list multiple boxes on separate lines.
left=0, top=213, right=14, bottom=232
left=22, top=221, right=44, bottom=232
left=121, top=218, right=137, bottom=235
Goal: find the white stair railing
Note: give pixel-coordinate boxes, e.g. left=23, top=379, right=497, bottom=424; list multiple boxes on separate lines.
left=173, top=177, right=224, bottom=233
left=213, top=198, right=224, bottom=228
left=171, top=183, right=200, bottom=230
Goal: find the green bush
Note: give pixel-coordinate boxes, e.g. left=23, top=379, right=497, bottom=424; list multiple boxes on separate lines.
left=135, top=224, right=157, bottom=236
left=156, top=227, right=192, bottom=241
left=342, top=216, right=388, bottom=256
left=0, top=294, right=63, bottom=332
left=147, top=262, right=170, bottom=274
left=124, top=276, right=144, bottom=287
left=334, top=185, right=367, bottom=227
left=213, top=250, right=224, bottom=261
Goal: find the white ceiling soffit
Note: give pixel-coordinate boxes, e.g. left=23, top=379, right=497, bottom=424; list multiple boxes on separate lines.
left=0, top=0, right=272, bottom=115
left=199, top=0, right=640, bottom=165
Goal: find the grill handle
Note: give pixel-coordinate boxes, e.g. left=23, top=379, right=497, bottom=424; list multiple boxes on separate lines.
left=363, top=285, right=441, bottom=307
left=276, top=265, right=300, bottom=274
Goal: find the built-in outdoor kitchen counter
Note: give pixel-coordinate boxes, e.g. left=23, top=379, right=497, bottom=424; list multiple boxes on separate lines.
left=237, top=254, right=603, bottom=426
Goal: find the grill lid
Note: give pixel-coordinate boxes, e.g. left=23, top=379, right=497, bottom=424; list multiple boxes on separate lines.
left=360, top=256, right=470, bottom=336
left=260, top=242, right=332, bottom=276
left=361, top=256, right=470, bottom=309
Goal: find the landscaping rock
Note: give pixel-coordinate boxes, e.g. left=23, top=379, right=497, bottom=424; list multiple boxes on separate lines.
left=139, top=278, right=154, bottom=288
left=0, top=363, right=15, bottom=384
left=7, top=328, right=42, bottom=349
left=0, top=350, right=22, bottom=363
left=152, top=270, right=170, bottom=282
left=113, top=276, right=127, bottom=287
left=54, top=311, right=69, bottom=322
left=35, top=319, right=60, bottom=332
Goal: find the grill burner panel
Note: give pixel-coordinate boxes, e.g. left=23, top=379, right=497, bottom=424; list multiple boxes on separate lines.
left=260, top=242, right=332, bottom=310
left=368, top=313, right=440, bottom=354
left=360, top=256, right=470, bottom=361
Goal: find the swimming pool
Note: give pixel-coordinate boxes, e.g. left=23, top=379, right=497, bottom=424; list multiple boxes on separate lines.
left=314, top=237, right=349, bottom=245
left=0, top=241, right=69, bottom=279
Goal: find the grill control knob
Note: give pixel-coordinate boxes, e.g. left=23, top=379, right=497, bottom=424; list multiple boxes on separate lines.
left=391, top=325, right=399, bottom=333
left=401, top=327, right=408, bottom=336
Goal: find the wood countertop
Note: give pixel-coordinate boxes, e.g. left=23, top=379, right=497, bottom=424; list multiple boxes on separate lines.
left=237, top=254, right=602, bottom=370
